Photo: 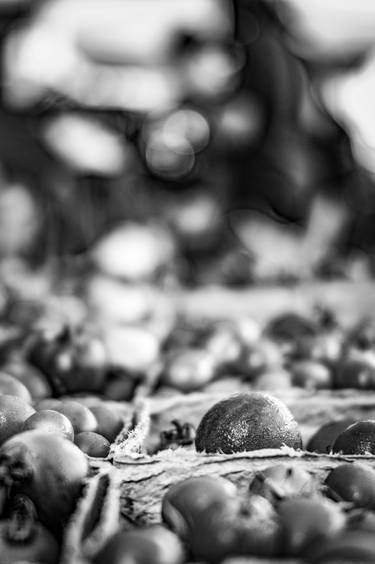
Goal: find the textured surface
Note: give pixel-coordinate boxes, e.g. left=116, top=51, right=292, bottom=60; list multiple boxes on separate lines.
left=115, top=448, right=375, bottom=526
left=61, top=468, right=121, bottom=564
left=195, top=393, right=302, bottom=453
left=144, top=388, right=375, bottom=453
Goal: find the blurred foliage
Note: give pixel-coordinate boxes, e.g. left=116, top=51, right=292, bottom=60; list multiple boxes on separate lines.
left=0, top=0, right=373, bottom=284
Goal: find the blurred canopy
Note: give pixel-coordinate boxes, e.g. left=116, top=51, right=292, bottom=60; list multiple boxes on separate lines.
left=0, top=0, right=372, bottom=282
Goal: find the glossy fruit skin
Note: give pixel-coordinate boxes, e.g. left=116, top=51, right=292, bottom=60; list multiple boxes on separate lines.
left=89, top=404, right=123, bottom=442
left=22, top=409, right=74, bottom=441
left=0, top=395, right=35, bottom=445
left=277, top=497, right=346, bottom=556
left=0, top=430, right=89, bottom=534
left=94, top=525, right=185, bottom=564
left=236, top=494, right=280, bottom=557
left=332, top=421, right=375, bottom=455
left=306, top=419, right=355, bottom=454
left=325, top=463, right=375, bottom=509
left=75, top=431, right=110, bottom=457
left=195, top=392, right=302, bottom=454
left=0, top=372, right=32, bottom=403
left=49, top=400, right=97, bottom=434
left=250, top=463, right=315, bottom=502
left=162, top=476, right=240, bottom=563
left=0, top=518, right=60, bottom=564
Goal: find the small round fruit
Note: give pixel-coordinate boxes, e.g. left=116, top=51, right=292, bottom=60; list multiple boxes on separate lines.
left=22, top=409, right=74, bottom=441
left=103, top=372, right=138, bottom=401
left=0, top=430, right=89, bottom=533
left=162, top=349, right=216, bottom=392
left=240, top=339, right=283, bottom=380
left=203, top=323, right=243, bottom=371
left=266, top=312, right=318, bottom=343
left=0, top=395, right=35, bottom=445
left=236, top=495, right=280, bottom=557
left=250, top=463, right=315, bottom=502
left=291, top=360, right=332, bottom=390
left=277, top=497, right=346, bottom=556
left=332, top=421, right=375, bottom=455
left=0, top=372, right=32, bottom=402
left=335, top=356, right=375, bottom=389
left=94, top=525, right=185, bottom=564
left=306, top=419, right=355, bottom=453
left=75, top=431, right=110, bottom=457
left=162, top=476, right=240, bottom=563
left=27, top=327, right=107, bottom=395
left=325, top=463, right=375, bottom=509
left=253, top=368, right=292, bottom=391
left=89, top=404, right=123, bottom=442
left=195, top=392, right=302, bottom=454
left=207, top=328, right=243, bottom=365
left=103, top=325, right=159, bottom=375
left=1, top=360, right=52, bottom=399
left=52, top=400, right=97, bottom=434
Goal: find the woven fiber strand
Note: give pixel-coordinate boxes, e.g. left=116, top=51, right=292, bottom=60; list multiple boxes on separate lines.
left=61, top=468, right=121, bottom=564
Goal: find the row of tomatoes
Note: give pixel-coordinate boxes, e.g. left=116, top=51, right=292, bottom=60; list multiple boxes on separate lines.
left=0, top=385, right=374, bottom=563
left=3, top=302, right=375, bottom=407
left=95, top=461, right=375, bottom=564
left=0, top=296, right=374, bottom=564
left=0, top=337, right=372, bottom=563
left=0, top=388, right=125, bottom=562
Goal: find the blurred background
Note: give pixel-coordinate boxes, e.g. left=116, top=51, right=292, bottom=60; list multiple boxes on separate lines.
left=0, top=0, right=374, bottom=288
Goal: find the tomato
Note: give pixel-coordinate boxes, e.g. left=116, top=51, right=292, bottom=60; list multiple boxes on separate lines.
left=195, top=392, right=302, bottom=453
left=89, top=404, right=123, bottom=443
left=250, top=463, right=315, bottom=503
left=0, top=430, right=89, bottom=534
left=94, top=525, right=185, bottom=564
left=75, top=431, right=110, bottom=458
left=0, top=372, right=32, bottom=403
left=0, top=395, right=35, bottom=445
left=162, top=349, right=216, bottom=392
left=1, top=360, right=52, bottom=399
left=162, top=476, right=240, bottom=563
left=28, top=327, right=107, bottom=395
left=325, top=463, right=375, bottom=509
left=48, top=400, right=97, bottom=434
left=22, top=410, right=74, bottom=441
left=277, top=497, right=346, bottom=556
